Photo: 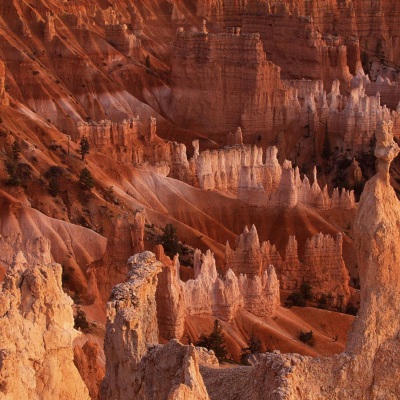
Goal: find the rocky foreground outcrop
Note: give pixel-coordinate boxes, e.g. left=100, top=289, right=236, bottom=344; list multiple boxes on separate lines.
left=0, top=254, right=89, bottom=400
left=101, top=251, right=211, bottom=400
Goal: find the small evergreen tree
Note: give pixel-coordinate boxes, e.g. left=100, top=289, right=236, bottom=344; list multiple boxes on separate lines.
left=160, top=223, right=181, bottom=258
left=196, top=320, right=227, bottom=361
left=48, top=177, right=60, bottom=196
left=300, top=282, right=313, bottom=301
left=79, top=136, right=90, bottom=161
left=74, top=307, right=89, bottom=332
left=299, top=330, right=314, bottom=346
left=11, top=140, right=21, bottom=162
left=4, top=159, right=20, bottom=186
left=240, top=333, right=262, bottom=364
left=284, top=291, right=306, bottom=307
left=79, top=167, right=94, bottom=190
left=4, top=139, right=31, bottom=187
left=145, top=55, right=151, bottom=69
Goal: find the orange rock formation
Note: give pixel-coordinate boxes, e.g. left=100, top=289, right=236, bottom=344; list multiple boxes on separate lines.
left=0, top=254, right=89, bottom=399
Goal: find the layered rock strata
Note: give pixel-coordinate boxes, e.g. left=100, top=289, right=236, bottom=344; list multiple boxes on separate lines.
left=170, top=27, right=285, bottom=136
left=196, top=0, right=400, bottom=71
left=242, top=1, right=355, bottom=86
left=191, top=141, right=355, bottom=209
left=226, top=225, right=350, bottom=308
left=171, top=23, right=399, bottom=152
left=88, top=210, right=146, bottom=304
left=101, top=251, right=210, bottom=400
left=76, top=117, right=192, bottom=180
left=0, top=254, right=89, bottom=399
left=156, top=245, right=279, bottom=341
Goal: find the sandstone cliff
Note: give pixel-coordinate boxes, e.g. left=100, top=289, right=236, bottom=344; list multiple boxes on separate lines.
left=88, top=210, right=145, bottom=304
left=101, top=251, right=210, bottom=400
left=0, top=254, right=89, bottom=399
left=156, top=244, right=280, bottom=341
left=226, top=225, right=350, bottom=308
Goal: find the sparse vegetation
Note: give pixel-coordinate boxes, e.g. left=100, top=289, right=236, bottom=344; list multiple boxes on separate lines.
left=284, top=291, right=306, bottom=307
left=240, top=334, right=262, bottom=364
left=74, top=307, right=89, bottom=332
left=4, top=140, right=32, bottom=187
left=299, top=330, right=314, bottom=346
left=79, top=136, right=90, bottom=161
left=145, top=54, right=151, bottom=69
left=196, top=320, right=227, bottom=361
left=284, top=283, right=312, bottom=308
left=45, top=166, right=64, bottom=196
left=159, top=223, right=182, bottom=258
left=345, top=302, right=358, bottom=316
left=79, top=167, right=94, bottom=190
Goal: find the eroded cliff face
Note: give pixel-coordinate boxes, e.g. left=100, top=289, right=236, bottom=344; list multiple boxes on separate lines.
left=88, top=210, right=145, bottom=304
left=0, top=254, right=89, bottom=399
left=226, top=225, right=350, bottom=307
left=155, top=244, right=280, bottom=341
left=101, top=251, right=210, bottom=400
left=170, top=27, right=285, bottom=137
left=196, top=0, right=400, bottom=77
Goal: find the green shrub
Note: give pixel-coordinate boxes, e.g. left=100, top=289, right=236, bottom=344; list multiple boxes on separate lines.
left=240, top=334, right=262, bottom=364
left=79, top=167, right=94, bottom=190
left=196, top=320, right=227, bottom=361
left=284, top=291, right=306, bottom=307
left=74, top=307, right=89, bottom=332
left=299, top=330, right=314, bottom=346
left=160, top=223, right=182, bottom=258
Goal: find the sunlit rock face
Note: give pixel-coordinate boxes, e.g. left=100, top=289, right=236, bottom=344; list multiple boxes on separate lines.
left=0, top=254, right=89, bottom=399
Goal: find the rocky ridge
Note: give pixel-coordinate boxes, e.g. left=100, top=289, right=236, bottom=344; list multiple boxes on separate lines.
left=0, top=253, right=89, bottom=399
left=101, top=251, right=211, bottom=400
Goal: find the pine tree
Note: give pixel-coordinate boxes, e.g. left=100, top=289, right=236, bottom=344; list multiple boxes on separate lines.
left=79, top=136, right=90, bottom=161
left=11, top=140, right=21, bottom=162
left=240, top=333, right=262, bottom=364
left=160, top=223, right=181, bottom=258
left=196, top=320, right=227, bottom=361
left=145, top=55, right=151, bottom=69
left=79, top=167, right=94, bottom=190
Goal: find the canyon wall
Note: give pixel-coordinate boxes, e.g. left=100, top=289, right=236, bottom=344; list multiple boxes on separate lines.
left=170, top=24, right=399, bottom=157
left=191, top=141, right=355, bottom=209
left=196, top=0, right=400, bottom=73
left=230, top=118, right=400, bottom=400
left=0, top=253, right=89, bottom=399
left=76, top=117, right=192, bottom=179
left=242, top=2, right=355, bottom=86
left=226, top=225, right=350, bottom=307
left=170, top=27, right=285, bottom=137
left=88, top=210, right=146, bottom=304
left=155, top=244, right=280, bottom=341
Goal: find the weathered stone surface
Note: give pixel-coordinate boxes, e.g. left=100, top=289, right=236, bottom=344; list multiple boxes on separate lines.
left=0, top=255, right=89, bottom=399
left=226, top=225, right=350, bottom=307
left=101, top=251, right=210, bottom=400
left=156, top=244, right=280, bottom=341
left=74, top=341, right=105, bottom=400
left=88, top=210, right=146, bottom=303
